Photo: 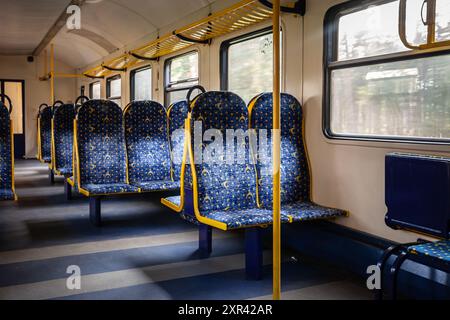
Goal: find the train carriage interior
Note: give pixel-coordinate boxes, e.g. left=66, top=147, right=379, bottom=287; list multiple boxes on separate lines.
left=0, top=0, right=449, bottom=304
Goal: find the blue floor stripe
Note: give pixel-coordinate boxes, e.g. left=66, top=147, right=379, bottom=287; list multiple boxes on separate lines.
left=57, top=261, right=351, bottom=300
left=0, top=236, right=246, bottom=287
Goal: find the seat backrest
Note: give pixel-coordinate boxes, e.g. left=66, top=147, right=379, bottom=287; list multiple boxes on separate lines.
left=190, top=91, right=257, bottom=212
left=0, top=101, right=13, bottom=194
left=39, top=106, right=53, bottom=161
left=385, top=153, right=450, bottom=239
left=53, top=104, right=75, bottom=173
left=76, top=100, right=127, bottom=186
left=249, top=93, right=311, bottom=209
left=168, top=100, right=189, bottom=182
left=124, top=101, right=172, bottom=184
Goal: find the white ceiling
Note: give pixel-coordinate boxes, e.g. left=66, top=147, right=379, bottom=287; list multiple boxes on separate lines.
left=1, top=0, right=264, bottom=69
left=50, top=0, right=218, bottom=68
left=0, top=0, right=72, bottom=55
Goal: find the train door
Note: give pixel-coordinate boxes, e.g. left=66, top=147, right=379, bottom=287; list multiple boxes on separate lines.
left=0, top=79, right=25, bottom=158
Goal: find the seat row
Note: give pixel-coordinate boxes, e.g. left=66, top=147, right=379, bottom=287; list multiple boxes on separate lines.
left=37, top=97, right=89, bottom=184
left=159, top=91, right=348, bottom=278
left=45, top=90, right=348, bottom=280
left=0, top=94, right=16, bottom=201
left=69, top=99, right=182, bottom=225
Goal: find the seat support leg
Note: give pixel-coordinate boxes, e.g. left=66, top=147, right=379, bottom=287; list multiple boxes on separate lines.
left=245, top=227, right=263, bottom=280
left=49, top=169, right=55, bottom=184
left=89, top=197, right=102, bottom=227
left=199, top=224, right=212, bottom=258
left=64, top=179, right=72, bottom=201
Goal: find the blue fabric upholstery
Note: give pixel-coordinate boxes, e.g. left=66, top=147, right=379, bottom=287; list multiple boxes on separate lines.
left=0, top=189, right=15, bottom=201
left=81, top=183, right=139, bottom=195
left=0, top=102, right=14, bottom=200
left=168, top=100, right=189, bottom=182
left=77, top=100, right=136, bottom=196
left=204, top=208, right=288, bottom=229
left=250, top=93, right=346, bottom=222
left=409, top=241, right=450, bottom=263
left=190, top=91, right=288, bottom=229
left=39, top=106, right=53, bottom=163
left=164, top=195, right=181, bottom=207
left=280, top=202, right=347, bottom=222
left=53, top=104, right=75, bottom=176
left=133, top=180, right=180, bottom=192
left=124, top=101, right=176, bottom=192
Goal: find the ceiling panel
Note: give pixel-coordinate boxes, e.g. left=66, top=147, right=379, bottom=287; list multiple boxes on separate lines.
left=0, top=0, right=71, bottom=55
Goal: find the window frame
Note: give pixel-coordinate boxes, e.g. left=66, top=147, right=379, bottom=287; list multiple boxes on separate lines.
left=323, top=0, right=450, bottom=145
left=89, top=81, right=101, bottom=99
left=220, top=26, right=273, bottom=91
left=130, top=65, right=152, bottom=101
left=106, top=74, right=122, bottom=103
left=164, top=50, right=199, bottom=106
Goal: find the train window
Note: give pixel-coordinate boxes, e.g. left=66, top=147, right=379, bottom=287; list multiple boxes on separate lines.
left=130, top=66, right=152, bottom=101
left=89, top=81, right=101, bottom=99
left=221, top=28, right=274, bottom=104
left=324, top=0, right=450, bottom=144
left=106, top=75, right=122, bottom=107
left=164, top=51, right=199, bottom=106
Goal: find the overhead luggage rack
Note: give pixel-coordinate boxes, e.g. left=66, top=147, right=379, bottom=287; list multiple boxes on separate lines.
left=82, top=0, right=305, bottom=78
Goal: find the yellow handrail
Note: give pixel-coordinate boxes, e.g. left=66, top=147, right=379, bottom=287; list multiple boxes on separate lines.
left=272, top=0, right=281, bottom=301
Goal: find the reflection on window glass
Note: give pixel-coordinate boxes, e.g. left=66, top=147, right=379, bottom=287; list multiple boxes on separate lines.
left=165, top=51, right=199, bottom=106
left=90, top=82, right=101, bottom=99
left=170, top=52, right=198, bottom=83
left=436, top=0, right=450, bottom=41
left=109, top=77, right=121, bottom=98
left=330, top=55, right=450, bottom=140
left=228, top=32, right=274, bottom=104
left=133, top=67, right=152, bottom=100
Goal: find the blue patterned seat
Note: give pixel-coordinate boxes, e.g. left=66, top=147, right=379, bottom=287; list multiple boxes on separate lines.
left=249, top=93, right=347, bottom=222
left=124, top=101, right=179, bottom=193
left=408, top=241, right=450, bottom=265
left=161, top=100, right=190, bottom=213
left=167, top=100, right=189, bottom=182
left=52, top=104, right=75, bottom=176
left=39, top=106, right=53, bottom=163
left=76, top=100, right=139, bottom=196
left=189, top=91, right=289, bottom=230
left=0, top=100, right=16, bottom=201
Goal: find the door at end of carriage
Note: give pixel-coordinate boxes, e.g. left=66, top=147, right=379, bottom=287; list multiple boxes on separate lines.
left=1, top=80, right=25, bottom=159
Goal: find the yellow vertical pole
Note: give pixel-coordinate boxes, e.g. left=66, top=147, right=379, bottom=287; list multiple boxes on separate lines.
left=272, top=0, right=281, bottom=301
left=50, top=44, right=55, bottom=105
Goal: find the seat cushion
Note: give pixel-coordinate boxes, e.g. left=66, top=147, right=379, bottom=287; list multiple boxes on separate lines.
left=408, top=241, right=450, bottom=263
left=42, top=156, right=51, bottom=163
left=0, top=189, right=15, bottom=201
left=203, top=208, right=290, bottom=230
left=134, top=180, right=180, bottom=192
left=80, top=183, right=139, bottom=196
left=57, top=167, right=72, bottom=176
left=163, top=195, right=181, bottom=207
left=281, top=201, right=347, bottom=222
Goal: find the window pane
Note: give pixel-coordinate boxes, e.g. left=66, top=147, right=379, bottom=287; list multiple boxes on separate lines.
left=108, top=77, right=121, bottom=98
left=133, top=68, right=152, bottom=100
left=4, top=82, right=23, bottom=134
left=330, top=54, right=450, bottom=140
left=91, top=82, right=101, bottom=99
left=436, top=0, right=450, bottom=42
left=337, top=0, right=438, bottom=60
left=228, top=33, right=274, bottom=104
left=168, top=89, right=190, bottom=106
left=169, top=52, right=198, bottom=83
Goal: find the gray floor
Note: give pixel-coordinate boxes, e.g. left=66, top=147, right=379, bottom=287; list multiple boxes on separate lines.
left=0, top=160, right=373, bottom=300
